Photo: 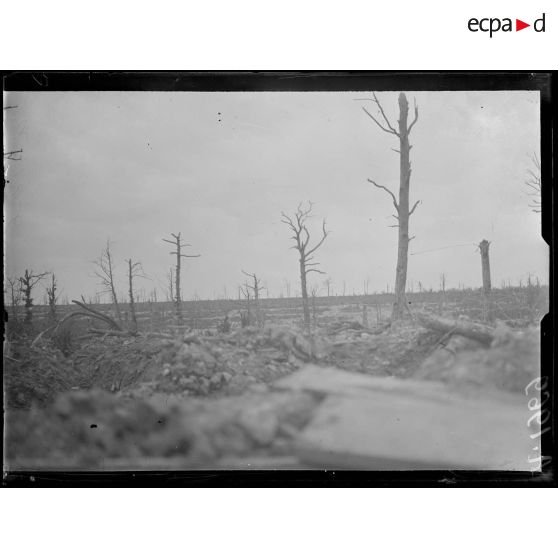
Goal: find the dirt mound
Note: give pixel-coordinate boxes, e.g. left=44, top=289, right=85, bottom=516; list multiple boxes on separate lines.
left=5, top=387, right=320, bottom=469
left=416, top=325, right=539, bottom=393
left=322, top=322, right=440, bottom=377
left=134, top=326, right=323, bottom=397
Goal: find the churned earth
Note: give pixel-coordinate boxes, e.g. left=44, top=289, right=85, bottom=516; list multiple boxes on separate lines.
left=3, top=318, right=540, bottom=470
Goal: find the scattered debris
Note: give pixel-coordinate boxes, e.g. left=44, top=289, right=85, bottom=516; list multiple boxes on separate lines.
left=3, top=312, right=543, bottom=470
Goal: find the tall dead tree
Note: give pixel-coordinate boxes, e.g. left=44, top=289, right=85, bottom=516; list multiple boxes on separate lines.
left=162, top=232, right=200, bottom=324
left=125, top=258, right=145, bottom=332
left=360, top=92, right=420, bottom=321
left=19, top=269, right=49, bottom=324
left=281, top=202, right=329, bottom=329
left=241, top=270, right=265, bottom=327
left=94, top=240, right=122, bottom=322
left=526, top=153, right=541, bottom=213
left=239, top=281, right=253, bottom=327
left=45, top=273, right=59, bottom=321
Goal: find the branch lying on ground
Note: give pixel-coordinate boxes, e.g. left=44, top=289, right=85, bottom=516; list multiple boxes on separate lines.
left=415, top=312, right=495, bottom=346
left=71, top=299, right=123, bottom=330
left=85, top=329, right=174, bottom=340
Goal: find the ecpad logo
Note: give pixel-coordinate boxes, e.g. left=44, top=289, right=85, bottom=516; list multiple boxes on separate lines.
left=468, top=13, right=546, bottom=37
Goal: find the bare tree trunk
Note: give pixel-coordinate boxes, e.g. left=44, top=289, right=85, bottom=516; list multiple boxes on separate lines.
left=168, top=267, right=174, bottom=303
left=241, top=271, right=265, bottom=327
left=94, top=240, right=122, bottom=323
left=362, top=92, right=419, bottom=322
left=22, top=277, right=33, bottom=325
left=281, top=202, right=328, bottom=331
left=163, top=233, right=200, bottom=326
left=127, top=259, right=138, bottom=331
left=174, top=245, right=182, bottom=324
left=46, top=273, right=58, bottom=321
left=479, top=240, right=491, bottom=294
left=479, top=239, right=492, bottom=322
left=299, top=258, right=311, bottom=328
left=392, top=93, right=412, bottom=321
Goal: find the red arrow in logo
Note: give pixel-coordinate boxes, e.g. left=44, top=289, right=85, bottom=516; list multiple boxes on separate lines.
left=516, top=19, right=530, bottom=31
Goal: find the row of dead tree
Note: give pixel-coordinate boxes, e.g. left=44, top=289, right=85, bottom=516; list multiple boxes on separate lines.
left=9, top=92, right=514, bottom=337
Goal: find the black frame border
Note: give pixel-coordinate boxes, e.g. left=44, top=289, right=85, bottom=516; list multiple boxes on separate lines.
left=2, top=71, right=555, bottom=487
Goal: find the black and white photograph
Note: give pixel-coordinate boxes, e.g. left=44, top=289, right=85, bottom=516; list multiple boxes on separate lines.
left=3, top=73, right=551, bottom=477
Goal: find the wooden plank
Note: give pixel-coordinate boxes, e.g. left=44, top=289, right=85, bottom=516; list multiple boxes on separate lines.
left=294, top=390, right=534, bottom=470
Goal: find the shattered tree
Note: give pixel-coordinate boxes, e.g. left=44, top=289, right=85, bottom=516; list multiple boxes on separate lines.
left=162, top=232, right=200, bottom=325
left=241, top=270, right=265, bottom=327
left=126, top=258, right=145, bottom=332
left=19, top=269, right=49, bottom=324
left=361, top=92, right=420, bottom=321
left=281, top=202, right=329, bottom=329
left=45, top=274, right=59, bottom=321
left=94, top=240, right=122, bottom=323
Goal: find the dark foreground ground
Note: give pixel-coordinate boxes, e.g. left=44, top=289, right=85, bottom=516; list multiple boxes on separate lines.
left=4, top=302, right=543, bottom=471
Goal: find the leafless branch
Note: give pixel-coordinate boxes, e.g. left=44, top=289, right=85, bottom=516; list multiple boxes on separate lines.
left=409, top=199, right=421, bottom=216
left=305, top=219, right=329, bottom=258
left=361, top=106, right=398, bottom=136
left=367, top=178, right=399, bottom=212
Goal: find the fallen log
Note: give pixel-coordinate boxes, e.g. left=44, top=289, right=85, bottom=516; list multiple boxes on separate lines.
left=415, top=312, right=494, bottom=345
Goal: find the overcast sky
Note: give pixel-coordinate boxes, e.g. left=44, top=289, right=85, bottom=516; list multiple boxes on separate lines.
left=4, top=90, right=545, bottom=301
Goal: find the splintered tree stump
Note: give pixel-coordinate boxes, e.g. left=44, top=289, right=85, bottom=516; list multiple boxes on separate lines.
left=479, top=239, right=492, bottom=294
left=478, top=239, right=493, bottom=321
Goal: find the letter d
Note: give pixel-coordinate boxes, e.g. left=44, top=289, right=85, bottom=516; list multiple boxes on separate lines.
left=534, top=13, right=545, bottom=32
